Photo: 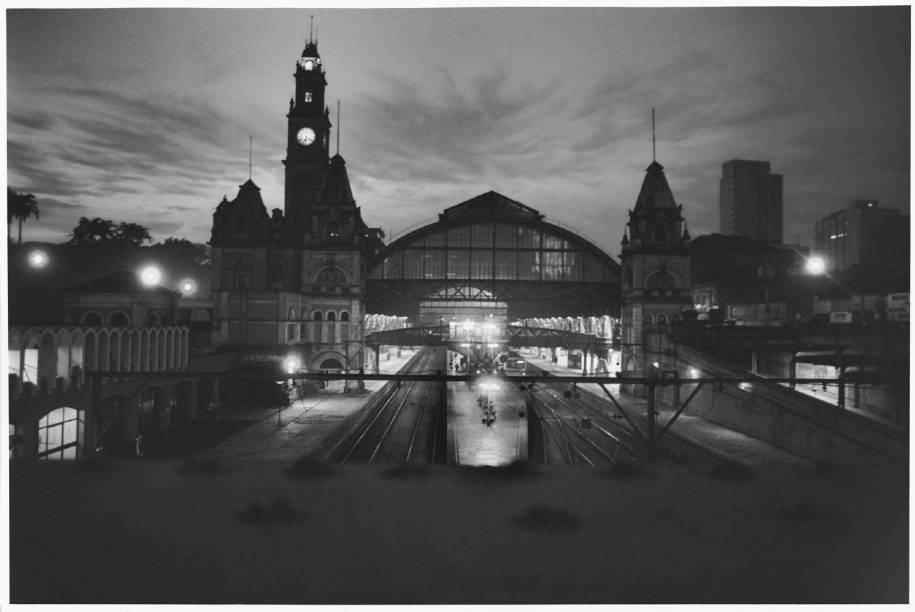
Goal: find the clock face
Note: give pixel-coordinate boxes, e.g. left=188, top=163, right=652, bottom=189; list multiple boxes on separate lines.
left=296, top=127, right=316, bottom=146
left=304, top=59, right=314, bottom=71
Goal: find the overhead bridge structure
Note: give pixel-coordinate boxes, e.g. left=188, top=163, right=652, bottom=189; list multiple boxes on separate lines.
left=365, top=325, right=612, bottom=350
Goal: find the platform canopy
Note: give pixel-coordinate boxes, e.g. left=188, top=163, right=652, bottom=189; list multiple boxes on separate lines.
left=366, top=191, right=620, bottom=319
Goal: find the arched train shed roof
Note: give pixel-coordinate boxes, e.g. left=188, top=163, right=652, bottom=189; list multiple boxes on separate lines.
left=366, top=191, right=620, bottom=318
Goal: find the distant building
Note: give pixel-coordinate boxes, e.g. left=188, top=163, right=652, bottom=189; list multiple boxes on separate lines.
left=719, top=159, right=783, bottom=243
left=689, top=234, right=811, bottom=321
left=814, top=200, right=909, bottom=275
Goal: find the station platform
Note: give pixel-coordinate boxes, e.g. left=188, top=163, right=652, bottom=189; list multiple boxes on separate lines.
left=524, top=355, right=812, bottom=468
left=447, top=379, right=528, bottom=467
left=204, top=349, right=418, bottom=460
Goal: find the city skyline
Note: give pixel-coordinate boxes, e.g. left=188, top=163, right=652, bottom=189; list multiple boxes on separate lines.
left=6, top=6, right=910, bottom=256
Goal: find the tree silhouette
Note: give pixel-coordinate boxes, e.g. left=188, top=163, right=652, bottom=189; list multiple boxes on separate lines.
left=7, top=188, right=39, bottom=244
left=116, top=222, right=153, bottom=245
left=69, top=217, right=116, bottom=244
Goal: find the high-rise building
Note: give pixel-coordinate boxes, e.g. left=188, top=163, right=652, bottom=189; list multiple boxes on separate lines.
left=719, top=159, right=783, bottom=243
left=814, top=200, right=908, bottom=274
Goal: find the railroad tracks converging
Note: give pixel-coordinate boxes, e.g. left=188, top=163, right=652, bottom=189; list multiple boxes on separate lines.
left=320, top=348, right=446, bottom=464
left=527, top=382, right=644, bottom=466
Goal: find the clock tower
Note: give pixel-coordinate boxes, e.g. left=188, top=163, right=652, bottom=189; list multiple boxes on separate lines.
left=284, top=33, right=332, bottom=229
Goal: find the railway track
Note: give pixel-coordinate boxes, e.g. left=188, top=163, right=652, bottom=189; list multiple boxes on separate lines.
left=319, top=347, right=446, bottom=464
left=528, top=382, right=643, bottom=466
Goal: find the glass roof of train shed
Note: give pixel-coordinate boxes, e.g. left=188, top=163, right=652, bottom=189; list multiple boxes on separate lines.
left=366, top=191, right=621, bottom=318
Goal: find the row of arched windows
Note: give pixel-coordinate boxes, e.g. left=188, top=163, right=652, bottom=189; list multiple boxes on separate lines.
left=225, top=259, right=349, bottom=292
left=520, top=315, right=615, bottom=338
left=9, top=325, right=190, bottom=397
left=287, top=307, right=350, bottom=322
left=81, top=311, right=172, bottom=327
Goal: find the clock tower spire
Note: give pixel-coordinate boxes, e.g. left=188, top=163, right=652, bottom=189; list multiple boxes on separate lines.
left=283, top=20, right=332, bottom=230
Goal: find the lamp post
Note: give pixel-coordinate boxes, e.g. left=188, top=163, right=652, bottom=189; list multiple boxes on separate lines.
left=27, top=249, right=49, bottom=269
left=280, top=356, right=299, bottom=427
left=138, top=264, right=163, bottom=287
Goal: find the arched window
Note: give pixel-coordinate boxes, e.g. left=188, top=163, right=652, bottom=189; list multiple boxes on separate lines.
left=288, top=307, right=296, bottom=321
left=653, top=223, right=667, bottom=244
left=109, top=312, right=129, bottom=327
left=646, top=271, right=675, bottom=290
left=643, top=314, right=653, bottom=326
left=316, top=267, right=346, bottom=284
left=267, top=260, right=284, bottom=290
left=82, top=312, right=103, bottom=326
left=146, top=312, right=160, bottom=327
left=326, top=311, right=337, bottom=322
left=326, top=218, right=341, bottom=238
left=313, top=311, right=323, bottom=321
left=300, top=307, right=307, bottom=320
left=657, top=314, right=667, bottom=326
left=233, top=261, right=250, bottom=290
left=339, top=311, right=350, bottom=322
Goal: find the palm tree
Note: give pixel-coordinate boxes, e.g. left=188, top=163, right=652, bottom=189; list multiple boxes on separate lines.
left=7, top=188, right=39, bottom=244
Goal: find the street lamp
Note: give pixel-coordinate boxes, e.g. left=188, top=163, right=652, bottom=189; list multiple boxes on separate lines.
left=27, top=249, right=48, bottom=269
left=805, top=255, right=826, bottom=276
left=278, top=356, right=300, bottom=427
left=179, top=278, right=197, bottom=295
left=138, top=264, right=163, bottom=287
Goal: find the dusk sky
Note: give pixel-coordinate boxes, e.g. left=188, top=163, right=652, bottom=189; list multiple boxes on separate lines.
left=6, top=6, right=910, bottom=257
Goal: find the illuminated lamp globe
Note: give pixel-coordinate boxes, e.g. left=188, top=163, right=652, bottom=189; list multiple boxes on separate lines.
left=179, top=278, right=197, bottom=295
left=28, top=249, right=49, bottom=269
left=285, top=357, right=300, bottom=375
left=805, top=256, right=826, bottom=276
left=139, top=265, right=163, bottom=287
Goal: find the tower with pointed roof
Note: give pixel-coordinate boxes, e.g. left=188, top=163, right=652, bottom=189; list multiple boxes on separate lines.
left=284, top=27, right=332, bottom=228
left=208, top=25, right=384, bottom=379
left=619, top=159, right=692, bottom=376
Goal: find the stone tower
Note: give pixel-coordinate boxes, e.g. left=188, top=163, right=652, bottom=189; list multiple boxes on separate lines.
left=619, top=159, right=692, bottom=377
left=209, top=26, right=383, bottom=378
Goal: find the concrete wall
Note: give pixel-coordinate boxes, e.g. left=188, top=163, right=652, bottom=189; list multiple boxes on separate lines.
left=648, top=344, right=906, bottom=465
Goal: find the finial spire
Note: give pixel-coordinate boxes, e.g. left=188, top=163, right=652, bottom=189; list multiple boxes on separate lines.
left=336, top=99, right=341, bottom=156
left=651, top=107, right=656, bottom=162
left=248, top=135, right=252, bottom=180
left=309, top=15, right=314, bottom=43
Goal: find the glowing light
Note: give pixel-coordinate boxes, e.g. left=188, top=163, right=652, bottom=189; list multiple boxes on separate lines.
left=460, top=343, right=471, bottom=348
left=689, top=367, right=700, bottom=378
left=138, top=265, right=163, bottom=287
left=739, top=382, right=753, bottom=392
left=27, top=249, right=48, bottom=269
left=652, top=361, right=660, bottom=369
left=805, top=256, right=826, bottom=275
left=487, top=343, right=500, bottom=349
left=284, top=357, right=300, bottom=374
left=179, top=278, right=197, bottom=295
left=478, top=381, right=500, bottom=391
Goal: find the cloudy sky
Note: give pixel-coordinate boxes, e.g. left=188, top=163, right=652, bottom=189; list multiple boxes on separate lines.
left=6, top=6, right=910, bottom=256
